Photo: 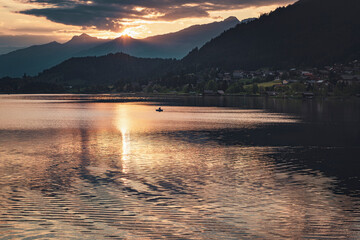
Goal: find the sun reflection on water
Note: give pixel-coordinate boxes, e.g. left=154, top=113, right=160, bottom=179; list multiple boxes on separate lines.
left=115, top=105, right=132, bottom=176
left=0, top=98, right=359, bottom=239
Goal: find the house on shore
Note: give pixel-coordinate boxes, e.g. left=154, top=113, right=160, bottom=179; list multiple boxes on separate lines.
left=339, top=75, right=360, bottom=85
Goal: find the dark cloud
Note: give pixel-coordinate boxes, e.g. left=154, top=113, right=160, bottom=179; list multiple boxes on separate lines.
left=159, top=6, right=210, bottom=21
left=19, top=0, right=295, bottom=31
left=9, top=26, right=60, bottom=33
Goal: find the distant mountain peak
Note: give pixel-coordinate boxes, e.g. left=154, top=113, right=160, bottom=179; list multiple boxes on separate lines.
left=72, top=33, right=91, bottom=40
left=119, top=34, right=133, bottom=39
left=224, top=16, right=239, bottom=22
left=115, top=35, right=135, bottom=42
left=240, top=18, right=257, bottom=24
left=79, top=33, right=90, bottom=38
left=67, top=33, right=98, bottom=44
left=48, top=41, right=60, bottom=45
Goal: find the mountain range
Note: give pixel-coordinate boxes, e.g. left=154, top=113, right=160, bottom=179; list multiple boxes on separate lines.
left=2, top=0, right=359, bottom=92
left=0, top=17, right=240, bottom=78
left=0, top=36, right=108, bottom=78
left=78, top=17, right=244, bottom=59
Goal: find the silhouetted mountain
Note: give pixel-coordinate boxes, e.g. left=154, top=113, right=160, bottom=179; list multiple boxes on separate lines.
left=0, top=17, right=239, bottom=77
left=77, top=35, right=152, bottom=58
left=142, top=16, right=242, bottom=58
left=78, top=17, right=240, bottom=59
left=37, top=53, right=177, bottom=86
left=65, top=33, right=104, bottom=45
left=183, top=0, right=360, bottom=70
left=0, top=34, right=109, bottom=77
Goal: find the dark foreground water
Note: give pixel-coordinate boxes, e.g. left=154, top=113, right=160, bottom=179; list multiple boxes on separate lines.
left=0, top=94, right=359, bottom=239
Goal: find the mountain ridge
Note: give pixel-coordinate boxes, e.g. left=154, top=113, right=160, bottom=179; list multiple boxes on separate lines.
left=37, top=52, right=177, bottom=87
left=77, top=17, right=240, bottom=59
left=183, top=0, right=360, bottom=70
left=28, top=0, right=360, bottom=90
left=0, top=17, right=240, bottom=77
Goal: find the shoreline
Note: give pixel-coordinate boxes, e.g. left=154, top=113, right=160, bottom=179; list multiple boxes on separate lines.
left=1, top=92, right=359, bottom=101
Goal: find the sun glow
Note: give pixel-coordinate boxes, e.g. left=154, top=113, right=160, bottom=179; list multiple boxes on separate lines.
left=119, top=28, right=138, bottom=38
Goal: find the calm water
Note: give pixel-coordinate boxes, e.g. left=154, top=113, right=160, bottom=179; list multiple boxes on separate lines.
left=0, top=94, right=359, bottom=239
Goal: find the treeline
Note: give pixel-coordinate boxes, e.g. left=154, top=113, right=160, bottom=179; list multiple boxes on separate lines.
left=183, top=0, right=360, bottom=70
left=1, top=69, right=359, bottom=97
left=0, top=52, right=180, bottom=94
left=0, top=76, right=64, bottom=93
left=141, top=78, right=360, bottom=97
left=37, top=53, right=178, bottom=86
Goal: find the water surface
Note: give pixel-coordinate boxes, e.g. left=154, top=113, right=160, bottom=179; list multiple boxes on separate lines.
left=0, top=95, right=359, bottom=239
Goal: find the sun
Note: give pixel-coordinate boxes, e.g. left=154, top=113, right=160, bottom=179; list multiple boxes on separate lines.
left=119, top=28, right=138, bottom=38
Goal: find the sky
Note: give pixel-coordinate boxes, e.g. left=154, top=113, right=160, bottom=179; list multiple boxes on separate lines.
left=0, top=0, right=295, bottom=54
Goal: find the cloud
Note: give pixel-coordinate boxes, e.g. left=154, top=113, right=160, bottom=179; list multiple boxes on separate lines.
left=18, top=0, right=294, bottom=31
left=9, top=26, right=61, bottom=33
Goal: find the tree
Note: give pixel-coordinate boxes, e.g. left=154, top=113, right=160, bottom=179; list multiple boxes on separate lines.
left=252, top=83, right=259, bottom=94
left=291, top=82, right=306, bottom=92
left=205, top=79, right=217, bottom=91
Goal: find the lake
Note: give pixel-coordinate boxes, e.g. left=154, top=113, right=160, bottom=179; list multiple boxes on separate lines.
left=0, top=94, right=359, bottom=239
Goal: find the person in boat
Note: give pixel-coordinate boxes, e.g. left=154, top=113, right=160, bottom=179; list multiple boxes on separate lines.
left=157, top=107, right=163, bottom=111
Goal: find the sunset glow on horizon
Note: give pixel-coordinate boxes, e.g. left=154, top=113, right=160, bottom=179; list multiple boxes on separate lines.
left=0, top=0, right=295, bottom=53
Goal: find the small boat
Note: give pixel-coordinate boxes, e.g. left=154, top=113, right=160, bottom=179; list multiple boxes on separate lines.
left=156, top=107, right=163, bottom=112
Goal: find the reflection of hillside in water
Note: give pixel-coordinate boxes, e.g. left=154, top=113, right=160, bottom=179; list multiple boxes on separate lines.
left=0, top=100, right=359, bottom=239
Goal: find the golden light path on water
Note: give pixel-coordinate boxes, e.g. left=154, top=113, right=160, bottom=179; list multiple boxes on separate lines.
left=0, top=97, right=359, bottom=239
left=116, top=105, right=131, bottom=176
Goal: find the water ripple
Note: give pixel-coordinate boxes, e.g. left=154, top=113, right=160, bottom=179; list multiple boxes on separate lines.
left=0, top=97, right=359, bottom=239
